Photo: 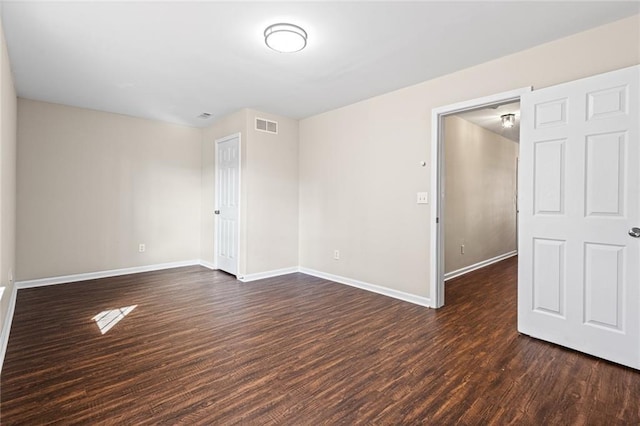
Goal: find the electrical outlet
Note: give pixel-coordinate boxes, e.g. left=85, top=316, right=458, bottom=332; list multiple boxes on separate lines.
left=417, top=192, right=429, bottom=204
left=139, top=243, right=146, bottom=253
left=461, top=244, right=465, bottom=255
left=8, top=268, right=13, bottom=283
left=333, top=249, right=340, bottom=260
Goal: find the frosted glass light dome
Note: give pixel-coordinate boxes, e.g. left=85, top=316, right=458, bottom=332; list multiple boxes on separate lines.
left=264, top=23, right=307, bottom=53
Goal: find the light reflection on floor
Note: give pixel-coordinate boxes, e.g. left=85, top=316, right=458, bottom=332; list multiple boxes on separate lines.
left=92, top=305, right=137, bottom=334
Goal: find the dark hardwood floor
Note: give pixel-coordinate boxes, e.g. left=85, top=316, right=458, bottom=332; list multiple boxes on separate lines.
left=1, top=257, right=639, bottom=424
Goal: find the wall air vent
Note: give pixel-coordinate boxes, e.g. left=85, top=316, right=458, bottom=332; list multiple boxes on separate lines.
left=255, top=117, right=278, bottom=134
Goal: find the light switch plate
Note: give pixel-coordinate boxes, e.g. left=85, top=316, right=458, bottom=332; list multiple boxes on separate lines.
left=417, top=192, right=429, bottom=204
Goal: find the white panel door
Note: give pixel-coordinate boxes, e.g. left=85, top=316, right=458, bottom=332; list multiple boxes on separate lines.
left=518, top=65, right=639, bottom=369
left=215, top=135, right=240, bottom=275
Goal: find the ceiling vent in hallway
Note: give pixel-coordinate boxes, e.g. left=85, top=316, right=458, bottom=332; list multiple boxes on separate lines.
left=255, top=117, right=278, bottom=134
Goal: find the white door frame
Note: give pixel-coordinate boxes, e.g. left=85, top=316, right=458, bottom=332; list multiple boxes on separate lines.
left=429, top=87, right=531, bottom=308
left=214, top=132, right=242, bottom=275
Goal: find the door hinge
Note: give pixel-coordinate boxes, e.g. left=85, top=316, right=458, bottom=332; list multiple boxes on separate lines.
left=436, top=217, right=439, bottom=224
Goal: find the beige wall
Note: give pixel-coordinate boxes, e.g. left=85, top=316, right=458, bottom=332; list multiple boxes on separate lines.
left=299, top=15, right=640, bottom=299
left=244, top=109, right=299, bottom=275
left=201, top=109, right=299, bottom=276
left=444, top=116, right=517, bottom=274
left=8, top=14, right=640, bottom=300
left=0, top=20, right=17, bottom=333
left=17, top=102, right=299, bottom=282
left=16, top=100, right=202, bottom=280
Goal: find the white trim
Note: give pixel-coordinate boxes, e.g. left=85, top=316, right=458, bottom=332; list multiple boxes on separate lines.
left=15, top=260, right=201, bottom=289
left=300, top=267, right=431, bottom=308
left=430, top=86, right=531, bottom=309
left=214, top=132, right=242, bottom=276
left=238, top=267, right=299, bottom=282
left=444, top=250, right=518, bottom=281
left=199, top=260, right=217, bottom=270
left=0, top=284, right=18, bottom=373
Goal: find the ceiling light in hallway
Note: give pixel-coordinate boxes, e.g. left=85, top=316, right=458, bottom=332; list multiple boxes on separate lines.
left=501, top=113, right=516, bottom=128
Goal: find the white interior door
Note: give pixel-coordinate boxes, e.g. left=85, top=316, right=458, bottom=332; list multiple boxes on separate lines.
left=215, top=135, right=240, bottom=275
left=518, top=65, right=639, bottom=369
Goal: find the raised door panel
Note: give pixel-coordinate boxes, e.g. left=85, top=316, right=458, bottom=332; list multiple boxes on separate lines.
left=585, top=132, right=625, bottom=217
left=533, top=139, right=565, bottom=215
left=532, top=239, right=565, bottom=317
left=584, top=243, right=624, bottom=331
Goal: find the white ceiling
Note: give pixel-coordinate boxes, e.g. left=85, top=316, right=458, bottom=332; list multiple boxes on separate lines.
left=457, top=101, right=521, bottom=142
left=1, top=2, right=638, bottom=127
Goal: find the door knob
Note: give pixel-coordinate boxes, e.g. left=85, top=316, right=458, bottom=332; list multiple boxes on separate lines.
left=629, top=227, right=640, bottom=238
left=214, top=210, right=220, bottom=215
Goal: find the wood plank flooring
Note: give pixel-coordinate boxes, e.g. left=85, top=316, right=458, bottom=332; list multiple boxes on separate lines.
left=1, top=257, right=639, bottom=424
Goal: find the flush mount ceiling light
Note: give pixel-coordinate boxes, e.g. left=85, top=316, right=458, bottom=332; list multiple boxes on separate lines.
left=264, top=23, right=307, bottom=53
left=501, top=113, right=516, bottom=128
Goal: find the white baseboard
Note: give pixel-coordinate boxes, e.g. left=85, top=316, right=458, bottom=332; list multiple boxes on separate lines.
left=1, top=259, right=432, bottom=375
left=299, top=267, right=431, bottom=308
left=238, top=267, right=299, bottom=282
left=15, top=259, right=202, bottom=289
left=199, top=260, right=216, bottom=270
left=0, top=283, right=18, bottom=374
left=444, top=250, right=518, bottom=282
left=239, top=266, right=431, bottom=308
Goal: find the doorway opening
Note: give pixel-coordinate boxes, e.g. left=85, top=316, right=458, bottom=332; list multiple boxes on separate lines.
left=430, top=87, right=531, bottom=308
